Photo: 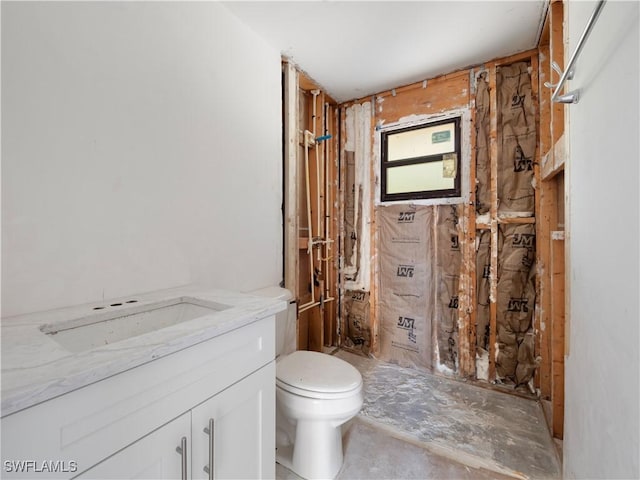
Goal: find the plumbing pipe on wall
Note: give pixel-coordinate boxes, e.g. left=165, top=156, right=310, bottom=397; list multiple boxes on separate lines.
left=301, top=128, right=316, bottom=311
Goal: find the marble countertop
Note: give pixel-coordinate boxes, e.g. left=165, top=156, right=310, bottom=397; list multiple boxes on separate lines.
left=1, top=286, right=286, bottom=417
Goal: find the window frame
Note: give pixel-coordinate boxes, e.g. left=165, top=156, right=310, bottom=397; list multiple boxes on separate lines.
left=380, top=116, right=462, bottom=202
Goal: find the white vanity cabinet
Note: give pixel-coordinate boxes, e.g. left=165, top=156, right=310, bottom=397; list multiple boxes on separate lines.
left=1, top=314, right=276, bottom=480
left=191, top=363, right=275, bottom=480
left=78, top=363, right=275, bottom=480
left=76, top=413, right=192, bottom=480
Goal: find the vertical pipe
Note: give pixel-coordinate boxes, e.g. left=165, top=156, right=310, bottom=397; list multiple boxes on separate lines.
left=324, top=102, right=331, bottom=302
left=304, top=132, right=315, bottom=305
left=311, top=90, right=322, bottom=258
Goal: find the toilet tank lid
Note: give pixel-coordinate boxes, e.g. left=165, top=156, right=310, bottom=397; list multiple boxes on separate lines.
left=277, top=351, right=362, bottom=394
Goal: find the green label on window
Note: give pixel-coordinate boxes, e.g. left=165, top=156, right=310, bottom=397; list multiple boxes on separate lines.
left=432, top=131, right=451, bottom=144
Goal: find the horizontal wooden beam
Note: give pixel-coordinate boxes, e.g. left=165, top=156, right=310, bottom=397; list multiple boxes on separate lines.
left=542, top=134, right=566, bottom=180
left=498, top=217, right=536, bottom=225
left=492, top=48, right=538, bottom=67
left=371, top=68, right=470, bottom=102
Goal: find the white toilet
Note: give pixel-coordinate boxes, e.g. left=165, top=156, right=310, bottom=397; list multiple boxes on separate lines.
left=252, top=287, right=363, bottom=480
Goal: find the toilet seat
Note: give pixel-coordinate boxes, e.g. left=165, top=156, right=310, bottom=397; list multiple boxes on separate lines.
left=276, top=378, right=361, bottom=399
left=276, top=351, right=362, bottom=399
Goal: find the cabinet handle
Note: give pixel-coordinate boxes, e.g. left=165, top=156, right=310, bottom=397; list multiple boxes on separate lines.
left=203, top=418, right=214, bottom=479
left=175, top=436, right=188, bottom=480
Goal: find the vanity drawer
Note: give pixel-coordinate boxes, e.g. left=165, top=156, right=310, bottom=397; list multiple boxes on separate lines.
left=1, top=316, right=274, bottom=478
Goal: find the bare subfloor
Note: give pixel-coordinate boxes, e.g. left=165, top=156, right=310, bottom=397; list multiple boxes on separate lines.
left=277, top=349, right=561, bottom=480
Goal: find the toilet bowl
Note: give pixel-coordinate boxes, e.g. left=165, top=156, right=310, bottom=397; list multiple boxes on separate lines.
left=275, top=350, right=363, bottom=479
left=249, top=287, right=363, bottom=480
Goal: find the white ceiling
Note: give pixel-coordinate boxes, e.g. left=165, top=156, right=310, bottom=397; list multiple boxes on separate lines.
left=223, top=1, right=548, bottom=103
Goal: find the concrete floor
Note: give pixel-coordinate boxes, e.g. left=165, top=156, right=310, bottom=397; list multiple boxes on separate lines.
left=277, top=349, right=561, bottom=480
left=277, top=417, right=515, bottom=480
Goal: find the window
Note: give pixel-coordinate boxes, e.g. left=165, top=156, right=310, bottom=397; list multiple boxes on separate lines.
left=380, top=117, right=461, bottom=202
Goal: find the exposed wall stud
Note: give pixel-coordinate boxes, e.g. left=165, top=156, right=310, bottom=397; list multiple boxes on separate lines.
left=283, top=61, right=300, bottom=349
left=488, top=64, right=499, bottom=382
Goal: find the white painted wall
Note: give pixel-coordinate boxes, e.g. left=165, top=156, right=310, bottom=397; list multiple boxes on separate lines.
left=564, top=1, right=639, bottom=478
left=2, top=2, right=283, bottom=317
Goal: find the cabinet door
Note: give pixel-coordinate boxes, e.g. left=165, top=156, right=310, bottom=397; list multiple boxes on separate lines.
left=191, top=362, right=275, bottom=480
left=77, top=413, right=191, bottom=480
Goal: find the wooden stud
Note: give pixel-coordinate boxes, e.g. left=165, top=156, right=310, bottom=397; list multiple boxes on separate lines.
left=324, top=102, right=331, bottom=346
left=551, top=232, right=565, bottom=438
left=528, top=0, right=568, bottom=439
left=298, top=310, right=309, bottom=350
left=458, top=205, right=476, bottom=377
left=369, top=99, right=380, bottom=356
left=537, top=39, right=554, bottom=399
left=332, top=105, right=340, bottom=344
left=550, top=1, right=565, bottom=147
left=539, top=42, right=553, bottom=175
left=331, top=104, right=340, bottom=345
left=458, top=81, right=476, bottom=378
left=538, top=180, right=555, bottom=400
left=297, top=89, right=311, bottom=313
left=308, top=309, right=323, bottom=352
left=308, top=91, right=323, bottom=352
left=322, top=101, right=339, bottom=347
left=319, top=92, right=327, bottom=347
left=283, top=62, right=300, bottom=349
left=560, top=0, right=571, bottom=362
left=539, top=2, right=551, bottom=48
left=488, top=64, right=499, bottom=382
left=337, top=106, right=348, bottom=349
left=530, top=50, right=549, bottom=397
left=550, top=0, right=567, bottom=437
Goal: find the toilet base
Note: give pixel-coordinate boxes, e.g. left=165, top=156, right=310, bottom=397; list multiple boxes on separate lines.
left=276, top=420, right=344, bottom=479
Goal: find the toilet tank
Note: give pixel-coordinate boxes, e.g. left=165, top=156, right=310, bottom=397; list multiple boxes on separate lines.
left=249, top=286, right=296, bottom=357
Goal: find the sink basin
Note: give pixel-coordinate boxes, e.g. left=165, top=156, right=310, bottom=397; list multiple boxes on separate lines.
left=40, top=297, right=229, bottom=353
